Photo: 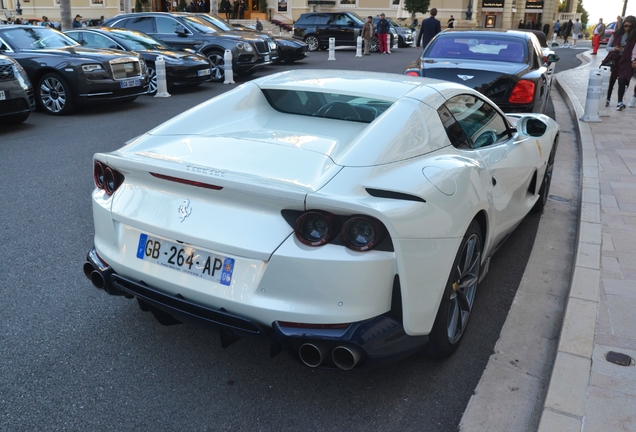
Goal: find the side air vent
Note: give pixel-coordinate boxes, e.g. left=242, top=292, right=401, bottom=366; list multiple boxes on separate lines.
left=365, top=188, right=425, bottom=203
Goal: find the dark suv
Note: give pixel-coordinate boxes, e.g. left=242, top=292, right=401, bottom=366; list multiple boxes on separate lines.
left=0, top=54, right=35, bottom=125
left=293, top=12, right=382, bottom=52
left=103, top=12, right=273, bottom=82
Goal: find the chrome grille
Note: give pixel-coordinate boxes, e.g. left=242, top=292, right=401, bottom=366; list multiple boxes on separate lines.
left=0, top=64, right=15, bottom=81
left=253, top=41, right=270, bottom=55
left=109, top=58, right=142, bottom=80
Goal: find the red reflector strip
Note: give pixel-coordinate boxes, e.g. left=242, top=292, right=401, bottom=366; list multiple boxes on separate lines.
left=278, top=322, right=351, bottom=330
left=150, top=172, right=223, bottom=190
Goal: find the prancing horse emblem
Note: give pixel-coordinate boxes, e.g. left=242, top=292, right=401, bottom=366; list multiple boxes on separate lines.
left=457, top=75, right=474, bottom=81
left=178, top=199, right=192, bottom=223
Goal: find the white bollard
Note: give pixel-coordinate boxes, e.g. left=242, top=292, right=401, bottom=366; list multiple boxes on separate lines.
left=154, top=55, right=171, bottom=98
left=599, top=66, right=611, bottom=116
left=580, top=69, right=602, bottom=122
left=328, top=37, right=336, bottom=61
left=355, top=36, right=362, bottom=57
left=223, top=50, right=235, bottom=85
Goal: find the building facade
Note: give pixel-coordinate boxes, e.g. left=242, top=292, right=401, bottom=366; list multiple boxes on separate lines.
left=2, top=0, right=577, bottom=33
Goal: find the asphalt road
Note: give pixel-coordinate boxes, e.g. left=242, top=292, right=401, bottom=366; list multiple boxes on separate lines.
left=0, top=41, right=587, bottom=431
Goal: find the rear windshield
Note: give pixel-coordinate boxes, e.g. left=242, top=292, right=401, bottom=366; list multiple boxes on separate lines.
left=425, top=36, right=528, bottom=63
left=262, top=89, right=393, bottom=123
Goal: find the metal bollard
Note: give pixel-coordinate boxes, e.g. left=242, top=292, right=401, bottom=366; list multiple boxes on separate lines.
left=598, top=66, right=611, bottom=117
left=580, top=69, right=602, bottom=122
left=392, top=34, right=398, bottom=50
left=328, top=37, right=336, bottom=61
left=355, top=36, right=362, bottom=57
left=154, top=55, right=171, bottom=98
left=223, top=50, right=235, bottom=85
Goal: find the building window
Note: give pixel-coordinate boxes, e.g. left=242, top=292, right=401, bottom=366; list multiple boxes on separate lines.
left=339, top=0, right=356, bottom=7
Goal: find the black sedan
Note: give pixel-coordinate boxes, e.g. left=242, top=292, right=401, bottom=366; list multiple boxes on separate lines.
left=0, top=54, right=35, bottom=125
left=0, top=26, right=148, bottom=115
left=404, top=29, right=559, bottom=113
left=228, top=21, right=308, bottom=64
left=103, top=12, right=274, bottom=82
left=65, top=27, right=212, bottom=94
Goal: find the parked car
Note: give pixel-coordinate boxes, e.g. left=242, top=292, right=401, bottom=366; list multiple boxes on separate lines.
left=83, top=69, right=559, bottom=369
left=372, top=17, right=414, bottom=48
left=0, top=25, right=148, bottom=115
left=293, top=11, right=387, bottom=53
left=601, top=21, right=616, bottom=45
left=0, top=54, right=35, bottom=125
left=515, top=28, right=559, bottom=83
left=65, top=27, right=212, bottom=94
left=225, top=19, right=309, bottom=63
left=404, top=29, right=559, bottom=113
left=103, top=12, right=274, bottom=82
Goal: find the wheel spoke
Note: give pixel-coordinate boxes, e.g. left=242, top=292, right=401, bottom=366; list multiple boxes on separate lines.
left=447, top=294, right=460, bottom=340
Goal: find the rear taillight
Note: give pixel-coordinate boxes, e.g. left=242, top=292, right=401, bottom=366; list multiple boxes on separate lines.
left=94, top=160, right=124, bottom=196
left=295, top=211, right=337, bottom=246
left=543, top=55, right=549, bottom=63
left=405, top=70, right=420, bottom=77
left=508, top=80, right=535, bottom=104
left=293, top=211, right=387, bottom=251
left=341, top=216, right=386, bottom=252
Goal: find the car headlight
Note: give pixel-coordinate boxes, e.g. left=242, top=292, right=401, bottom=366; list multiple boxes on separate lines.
left=236, top=42, right=254, bottom=52
left=82, top=64, right=104, bottom=72
left=10, top=63, right=31, bottom=91
left=269, top=40, right=277, bottom=50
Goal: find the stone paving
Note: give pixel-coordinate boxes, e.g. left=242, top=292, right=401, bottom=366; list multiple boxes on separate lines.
left=538, top=51, right=636, bottom=431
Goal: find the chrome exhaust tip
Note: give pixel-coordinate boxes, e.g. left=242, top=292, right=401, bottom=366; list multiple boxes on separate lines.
left=90, top=270, right=106, bottom=290
left=299, top=343, right=326, bottom=368
left=83, top=262, right=96, bottom=280
left=332, top=346, right=361, bottom=370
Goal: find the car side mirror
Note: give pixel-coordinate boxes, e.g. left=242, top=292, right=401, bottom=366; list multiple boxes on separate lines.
left=516, top=116, right=548, bottom=137
left=547, top=53, right=560, bottom=63
left=175, top=26, right=188, bottom=36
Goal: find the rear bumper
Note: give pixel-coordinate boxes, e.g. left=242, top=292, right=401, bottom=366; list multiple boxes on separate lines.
left=84, top=246, right=428, bottom=369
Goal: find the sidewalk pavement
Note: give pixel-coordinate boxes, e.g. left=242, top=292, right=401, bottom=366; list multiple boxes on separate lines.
left=538, top=52, right=636, bottom=431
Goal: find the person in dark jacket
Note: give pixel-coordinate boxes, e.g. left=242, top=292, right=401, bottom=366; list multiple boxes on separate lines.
left=604, top=15, right=636, bottom=110
left=376, top=13, right=391, bottom=54
left=416, top=8, right=441, bottom=49
left=563, top=19, right=573, bottom=44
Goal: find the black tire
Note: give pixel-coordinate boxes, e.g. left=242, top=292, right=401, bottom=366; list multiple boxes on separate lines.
left=533, top=136, right=558, bottom=213
left=0, top=112, right=30, bottom=125
left=206, top=50, right=226, bottom=82
left=146, top=62, right=157, bottom=95
left=37, top=73, right=75, bottom=115
left=424, top=220, right=482, bottom=359
left=304, top=35, right=320, bottom=52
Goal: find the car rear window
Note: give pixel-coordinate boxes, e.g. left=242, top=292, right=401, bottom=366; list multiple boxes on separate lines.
left=262, top=89, right=393, bottom=123
left=426, top=36, right=528, bottom=63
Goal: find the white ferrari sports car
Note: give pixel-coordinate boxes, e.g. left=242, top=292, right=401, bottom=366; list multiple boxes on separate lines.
left=84, top=70, right=559, bottom=370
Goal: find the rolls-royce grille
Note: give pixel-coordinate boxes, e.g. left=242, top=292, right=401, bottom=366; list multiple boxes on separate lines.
left=254, top=41, right=270, bottom=55
left=0, top=64, right=15, bottom=81
left=109, top=59, right=141, bottom=79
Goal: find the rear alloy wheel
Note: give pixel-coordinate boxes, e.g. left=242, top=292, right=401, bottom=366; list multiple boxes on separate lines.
left=38, top=73, right=74, bottom=115
left=370, top=36, right=379, bottom=53
left=206, top=51, right=226, bottom=82
left=533, top=138, right=558, bottom=212
left=424, top=221, right=482, bottom=359
left=304, top=35, right=320, bottom=52
left=146, top=62, right=157, bottom=95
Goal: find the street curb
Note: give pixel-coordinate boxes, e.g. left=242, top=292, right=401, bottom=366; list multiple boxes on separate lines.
left=538, top=51, right=602, bottom=431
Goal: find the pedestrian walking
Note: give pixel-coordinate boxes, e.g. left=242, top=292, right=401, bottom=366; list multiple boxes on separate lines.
left=362, top=16, right=374, bottom=55
left=416, top=8, right=441, bottom=50
left=554, top=20, right=561, bottom=38
left=592, top=18, right=606, bottom=55
left=572, top=18, right=582, bottom=47
left=376, top=13, right=390, bottom=54
left=447, top=15, right=456, bottom=29
left=563, top=19, right=573, bottom=45
left=232, top=0, right=239, bottom=19
left=604, top=15, right=636, bottom=110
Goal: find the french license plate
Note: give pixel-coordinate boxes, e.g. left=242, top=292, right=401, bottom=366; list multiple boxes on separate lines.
left=198, top=68, right=211, bottom=76
left=0, top=90, right=5, bottom=100
left=136, top=233, right=234, bottom=286
left=264, top=55, right=270, bottom=62
left=120, top=78, right=141, bottom=89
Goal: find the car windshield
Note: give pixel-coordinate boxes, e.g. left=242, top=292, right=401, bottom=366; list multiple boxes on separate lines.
left=196, top=14, right=235, bottom=31
left=426, top=35, right=528, bottom=63
left=346, top=12, right=366, bottom=25
left=262, top=89, right=393, bottom=123
left=1, top=27, right=79, bottom=50
left=110, top=29, right=169, bottom=50
left=180, top=15, right=220, bottom=34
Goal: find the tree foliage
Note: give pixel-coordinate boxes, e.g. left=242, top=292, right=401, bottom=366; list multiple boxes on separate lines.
left=577, top=0, right=589, bottom=28
left=404, top=0, right=432, bottom=15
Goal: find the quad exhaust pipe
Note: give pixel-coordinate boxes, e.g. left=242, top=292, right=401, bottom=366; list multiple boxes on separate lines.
left=298, top=343, right=362, bottom=370
left=83, top=262, right=106, bottom=290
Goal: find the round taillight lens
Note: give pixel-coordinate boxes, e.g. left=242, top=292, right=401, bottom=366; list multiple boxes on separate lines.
left=104, top=167, right=118, bottom=195
left=341, top=216, right=386, bottom=252
left=94, top=161, right=105, bottom=189
left=295, top=211, right=335, bottom=246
